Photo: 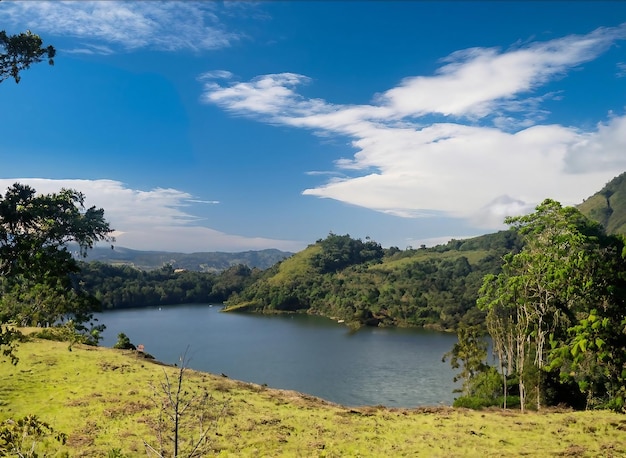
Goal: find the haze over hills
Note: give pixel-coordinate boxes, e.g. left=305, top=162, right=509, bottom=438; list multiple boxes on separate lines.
left=76, top=245, right=293, bottom=272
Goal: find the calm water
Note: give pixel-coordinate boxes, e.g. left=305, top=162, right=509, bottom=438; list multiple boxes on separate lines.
left=97, top=304, right=458, bottom=408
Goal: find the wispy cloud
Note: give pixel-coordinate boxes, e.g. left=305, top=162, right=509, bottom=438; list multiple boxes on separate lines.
left=200, top=24, right=626, bottom=228
left=0, top=1, right=247, bottom=53
left=382, top=24, right=626, bottom=120
left=188, top=199, right=220, bottom=205
left=0, top=179, right=302, bottom=253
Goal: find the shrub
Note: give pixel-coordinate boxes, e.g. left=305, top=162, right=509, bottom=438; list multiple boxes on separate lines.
left=113, top=332, right=136, bottom=350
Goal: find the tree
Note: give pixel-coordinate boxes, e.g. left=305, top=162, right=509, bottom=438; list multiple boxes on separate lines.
left=478, top=199, right=626, bottom=411
left=478, top=270, right=531, bottom=411
left=0, top=30, right=55, bottom=84
left=545, top=231, right=626, bottom=410
left=0, top=184, right=112, bottom=279
left=442, top=323, right=489, bottom=397
left=310, top=233, right=384, bottom=273
left=0, top=183, right=113, bottom=360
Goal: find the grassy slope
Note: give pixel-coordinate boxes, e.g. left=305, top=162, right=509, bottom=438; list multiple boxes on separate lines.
left=578, top=171, right=626, bottom=235
left=370, top=248, right=492, bottom=271
left=267, top=244, right=321, bottom=286
left=1, top=339, right=625, bottom=457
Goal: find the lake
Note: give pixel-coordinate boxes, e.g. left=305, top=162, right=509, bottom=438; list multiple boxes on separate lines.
left=97, top=304, right=459, bottom=408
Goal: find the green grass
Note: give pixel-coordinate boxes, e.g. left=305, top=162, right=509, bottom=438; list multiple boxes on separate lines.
left=373, top=248, right=491, bottom=271
left=2, top=337, right=626, bottom=457
left=268, top=245, right=321, bottom=286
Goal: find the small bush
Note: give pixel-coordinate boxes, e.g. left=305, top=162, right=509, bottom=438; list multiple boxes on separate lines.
left=453, top=395, right=520, bottom=410
left=113, top=333, right=136, bottom=350
left=33, top=321, right=103, bottom=349
left=453, top=396, right=497, bottom=409
left=33, top=327, right=69, bottom=342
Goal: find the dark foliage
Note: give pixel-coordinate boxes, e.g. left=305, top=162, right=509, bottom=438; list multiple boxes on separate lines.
left=0, top=30, right=55, bottom=84
left=75, top=245, right=292, bottom=272
left=310, top=234, right=384, bottom=273
left=75, top=262, right=257, bottom=309
left=0, top=184, right=112, bottom=360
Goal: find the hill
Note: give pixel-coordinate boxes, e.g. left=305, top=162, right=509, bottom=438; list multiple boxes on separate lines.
left=1, top=337, right=624, bottom=456
left=578, top=171, right=626, bottom=235
left=224, top=231, right=523, bottom=330
left=224, top=171, right=626, bottom=330
left=74, top=244, right=293, bottom=272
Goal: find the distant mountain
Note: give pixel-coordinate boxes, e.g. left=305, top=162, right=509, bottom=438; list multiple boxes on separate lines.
left=578, top=171, right=626, bottom=235
left=73, top=245, right=293, bottom=272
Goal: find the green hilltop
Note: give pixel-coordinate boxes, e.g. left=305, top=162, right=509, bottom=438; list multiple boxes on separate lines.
left=68, top=170, right=626, bottom=333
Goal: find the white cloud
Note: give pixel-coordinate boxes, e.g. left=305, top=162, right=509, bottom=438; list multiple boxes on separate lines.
left=471, top=195, right=537, bottom=229
left=113, top=225, right=299, bottom=254
left=201, top=73, right=331, bottom=118
left=0, top=1, right=245, bottom=53
left=564, top=115, right=626, bottom=173
left=382, top=24, right=626, bottom=119
left=198, top=70, right=234, bottom=80
left=0, top=179, right=302, bottom=253
left=200, top=24, right=626, bottom=229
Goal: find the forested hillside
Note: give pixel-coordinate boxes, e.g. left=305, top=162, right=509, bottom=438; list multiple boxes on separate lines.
left=224, top=231, right=523, bottom=330
left=72, top=231, right=523, bottom=331
left=75, top=262, right=258, bottom=309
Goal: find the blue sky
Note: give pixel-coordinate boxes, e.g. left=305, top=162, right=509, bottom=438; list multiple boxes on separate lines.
left=2, top=1, right=626, bottom=253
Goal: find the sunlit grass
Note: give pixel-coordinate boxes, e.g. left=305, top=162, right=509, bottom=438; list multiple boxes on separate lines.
left=1, top=338, right=625, bottom=456
left=373, top=248, right=491, bottom=271
left=268, top=244, right=321, bottom=285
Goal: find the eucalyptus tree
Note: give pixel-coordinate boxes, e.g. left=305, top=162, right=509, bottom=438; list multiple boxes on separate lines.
left=478, top=272, right=523, bottom=410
